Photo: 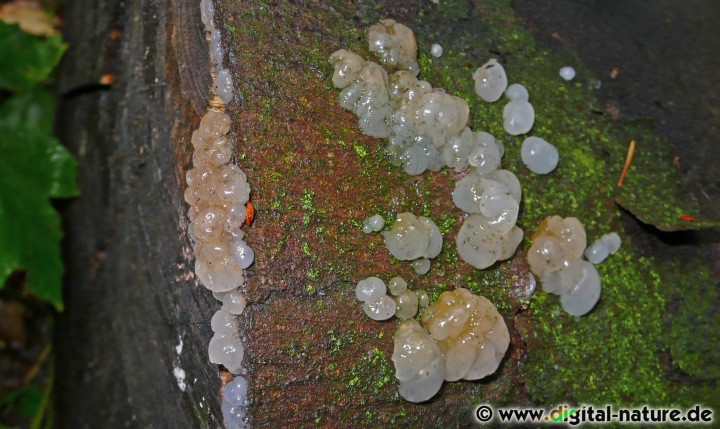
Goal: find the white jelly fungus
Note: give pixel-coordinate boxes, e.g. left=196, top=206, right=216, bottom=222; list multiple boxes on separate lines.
left=505, top=83, right=529, bottom=101
left=521, top=136, right=559, bottom=174
left=382, top=213, right=442, bottom=261
left=559, top=66, right=576, bottom=81
left=528, top=216, right=602, bottom=316
left=388, top=276, right=408, bottom=296
left=503, top=99, right=535, bottom=135
left=601, top=232, right=622, bottom=254
left=430, top=43, right=443, bottom=58
left=362, top=214, right=385, bottom=233
left=473, top=59, right=508, bottom=102
left=355, top=276, right=387, bottom=303
left=363, top=294, right=397, bottom=321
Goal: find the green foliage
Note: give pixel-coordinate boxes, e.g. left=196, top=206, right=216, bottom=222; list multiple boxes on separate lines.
left=0, top=24, right=77, bottom=310
left=0, top=22, right=66, bottom=91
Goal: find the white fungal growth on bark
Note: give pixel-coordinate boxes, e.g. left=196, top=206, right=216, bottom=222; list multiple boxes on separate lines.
left=430, top=43, right=443, bottom=58
left=392, top=289, right=509, bottom=402
left=382, top=213, right=442, bottom=262
left=521, top=136, right=559, bottom=174
left=528, top=216, right=603, bottom=316
left=329, top=21, right=524, bottom=270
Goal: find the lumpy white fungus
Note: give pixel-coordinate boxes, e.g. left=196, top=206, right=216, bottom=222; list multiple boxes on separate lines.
left=430, top=43, right=443, bottom=58
left=364, top=294, right=397, bottom=321
left=411, top=258, right=431, bottom=274
left=222, top=400, right=249, bottom=429
left=395, top=290, right=419, bottom=319
left=422, top=288, right=509, bottom=382
left=456, top=214, right=524, bottom=269
left=186, top=110, right=254, bottom=380
left=209, top=333, right=245, bottom=374
left=521, top=136, right=559, bottom=174
left=362, top=214, right=385, bottom=233
left=560, top=261, right=601, bottom=316
left=528, top=216, right=601, bottom=316
left=559, top=66, right=576, bottom=81
left=368, top=19, right=420, bottom=76
left=392, top=320, right=445, bottom=402
left=187, top=113, right=253, bottom=292
left=584, top=239, right=610, bottom=264
left=388, top=276, right=408, bottom=296
left=382, top=213, right=442, bottom=261
left=505, top=83, right=529, bottom=101
left=391, top=289, right=509, bottom=402
left=472, top=59, right=508, bottom=102
left=418, top=290, right=430, bottom=307
left=601, top=232, right=622, bottom=254
left=355, top=276, right=387, bottom=302
left=223, top=376, right=249, bottom=408
left=213, top=290, right=247, bottom=315
left=503, top=99, right=535, bottom=135
left=211, top=308, right=239, bottom=334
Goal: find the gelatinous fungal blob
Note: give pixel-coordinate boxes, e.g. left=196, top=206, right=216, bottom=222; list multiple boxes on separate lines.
left=362, top=214, right=385, bottom=233
left=430, top=43, right=443, bottom=58
left=503, top=99, right=535, bottom=135
left=521, top=136, right=559, bottom=174
left=505, top=83, right=529, bottom=101
left=559, top=66, right=576, bottom=81
left=528, top=216, right=602, bottom=316
left=367, top=19, right=419, bottom=75
left=473, top=59, right=508, bottom=102
left=382, top=213, right=442, bottom=262
left=391, top=320, right=445, bottom=403
left=391, top=289, right=509, bottom=402
left=421, top=288, right=510, bottom=382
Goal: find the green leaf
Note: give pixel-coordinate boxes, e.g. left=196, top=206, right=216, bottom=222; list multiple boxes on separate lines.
left=0, top=89, right=78, bottom=309
left=17, top=386, right=43, bottom=418
left=0, top=22, right=67, bottom=91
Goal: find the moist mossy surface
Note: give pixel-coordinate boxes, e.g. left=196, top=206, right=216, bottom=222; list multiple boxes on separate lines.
left=221, top=0, right=719, bottom=426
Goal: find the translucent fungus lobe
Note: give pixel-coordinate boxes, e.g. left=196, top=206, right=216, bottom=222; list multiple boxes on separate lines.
left=521, top=136, right=559, bottom=174
left=392, top=320, right=445, bottom=402
left=363, top=295, right=397, bottom=321
left=422, top=288, right=509, bottom=382
left=355, top=277, right=386, bottom=302
left=382, top=213, right=442, bottom=261
left=430, top=43, right=443, bottom=58
left=559, top=66, right=576, bottom=81
left=505, top=83, right=529, bottom=101
left=473, top=59, right=508, bottom=102
left=503, top=100, right=535, bottom=135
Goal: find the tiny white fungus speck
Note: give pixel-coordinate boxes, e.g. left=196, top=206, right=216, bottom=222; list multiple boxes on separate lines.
left=559, top=66, right=576, bottom=81
left=430, top=43, right=443, bottom=57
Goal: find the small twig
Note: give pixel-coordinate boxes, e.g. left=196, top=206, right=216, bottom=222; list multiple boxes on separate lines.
left=23, top=343, right=52, bottom=385
left=618, top=139, right=636, bottom=187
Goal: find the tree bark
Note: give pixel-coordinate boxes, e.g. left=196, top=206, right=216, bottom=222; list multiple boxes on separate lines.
left=56, top=0, right=221, bottom=427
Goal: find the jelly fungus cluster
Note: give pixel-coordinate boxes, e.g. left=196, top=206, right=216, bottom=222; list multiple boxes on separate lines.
left=186, top=111, right=253, bottom=426
left=382, top=213, right=442, bottom=274
left=330, top=21, right=524, bottom=271
left=354, top=278, right=509, bottom=402
left=200, top=0, right=234, bottom=103
left=189, top=2, right=249, bottom=427
left=392, top=288, right=509, bottom=402
left=528, top=216, right=601, bottom=317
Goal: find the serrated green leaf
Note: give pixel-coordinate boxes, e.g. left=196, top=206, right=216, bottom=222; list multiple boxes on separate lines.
left=0, top=22, right=67, bottom=91
left=0, top=87, right=78, bottom=309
